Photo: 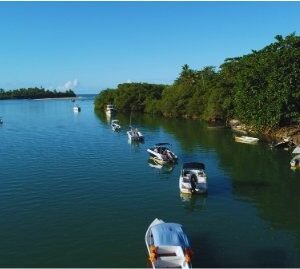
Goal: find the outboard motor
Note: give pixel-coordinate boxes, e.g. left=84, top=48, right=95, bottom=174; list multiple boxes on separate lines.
left=166, top=151, right=173, bottom=161
left=190, top=174, right=197, bottom=192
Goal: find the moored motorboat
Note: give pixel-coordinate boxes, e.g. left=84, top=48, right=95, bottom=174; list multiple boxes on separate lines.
left=292, top=146, right=300, bottom=154
left=235, top=135, right=259, bottom=144
left=111, top=119, right=121, bottom=131
left=145, top=218, right=193, bottom=269
left=179, top=162, right=207, bottom=194
left=73, top=104, right=81, bottom=112
left=147, top=143, right=178, bottom=164
left=290, top=154, right=300, bottom=170
left=127, top=126, right=144, bottom=141
left=106, top=104, right=116, bottom=116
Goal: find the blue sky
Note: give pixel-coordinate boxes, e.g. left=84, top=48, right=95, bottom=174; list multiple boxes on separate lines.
left=0, top=1, right=299, bottom=94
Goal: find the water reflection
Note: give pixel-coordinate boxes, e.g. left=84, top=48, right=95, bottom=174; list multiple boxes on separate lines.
left=180, top=193, right=207, bottom=212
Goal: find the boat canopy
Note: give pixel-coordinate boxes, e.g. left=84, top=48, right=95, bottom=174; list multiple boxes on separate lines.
left=182, top=162, right=205, bottom=170
left=151, top=223, right=190, bottom=248
left=111, top=119, right=119, bottom=123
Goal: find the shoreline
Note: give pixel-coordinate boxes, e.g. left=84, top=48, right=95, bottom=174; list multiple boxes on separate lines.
left=229, top=119, right=300, bottom=144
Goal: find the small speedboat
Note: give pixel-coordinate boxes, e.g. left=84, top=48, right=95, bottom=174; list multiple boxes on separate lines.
left=179, top=162, right=207, bottom=194
left=290, top=154, right=300, bottom=169
left=147, top=143, right=178, bottom=164
left=73, top=105, right=81, bottom=112
left=111, top=119, right=121, bottom=131
left=145, top=218, right=193, bottom=269
left=127, top=126, right=144, bottom=141
left=235, top=135, right=259, bottom=144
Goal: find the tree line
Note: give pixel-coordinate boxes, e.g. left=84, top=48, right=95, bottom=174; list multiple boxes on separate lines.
left=0, top=87, right=76, bottom=100
left=95, top=33, right=300, bottom=130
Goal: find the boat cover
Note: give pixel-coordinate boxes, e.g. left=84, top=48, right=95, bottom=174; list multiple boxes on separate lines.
left=292, top=146, right=300, bottom=154
left=151, top=223, right=190, bottom=247
left=182, top=162, right=205, bottom=170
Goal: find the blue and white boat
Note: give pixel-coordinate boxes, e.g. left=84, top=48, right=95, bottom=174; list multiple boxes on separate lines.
left=145, top=218, right=193, bottom=269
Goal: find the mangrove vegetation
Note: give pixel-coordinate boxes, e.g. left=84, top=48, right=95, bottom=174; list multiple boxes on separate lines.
left=95, top=33, right=300, bottom=131
left=0, top=87, right=76, bottom=100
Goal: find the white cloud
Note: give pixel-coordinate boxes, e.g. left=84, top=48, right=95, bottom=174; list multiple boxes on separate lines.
left=57, top=79, right=79, bottom=91
left=126, top=79, right=131, bottom=83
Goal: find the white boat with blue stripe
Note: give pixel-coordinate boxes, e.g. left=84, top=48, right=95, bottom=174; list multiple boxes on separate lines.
left=145, top=218, right=193, bottom=269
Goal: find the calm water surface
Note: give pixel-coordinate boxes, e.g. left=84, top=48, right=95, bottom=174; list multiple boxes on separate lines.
left=0, top=96, right=300, bottom=267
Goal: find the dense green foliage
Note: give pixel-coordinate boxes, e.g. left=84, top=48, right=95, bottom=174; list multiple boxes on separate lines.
left=94, top=83, right=166, bottom=112
left=95, top=33, right=300, bottom=129
left=0, top=87, right=76, bottom=100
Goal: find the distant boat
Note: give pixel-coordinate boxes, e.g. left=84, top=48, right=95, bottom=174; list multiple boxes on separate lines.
left=127, top=111, right=144, bottom=141
left=111, top=119, right=121, bottom=132
left=0, top=117, right=3, bottom=124
left=179, top=162, right=208, bottom=194
left=235, top=135, right=259, bottom=144
left=73, top=104, right=81, bottom=112
left=145, top=218, right=193, bottom=269
left=127, top=126, right=144, bottom=141
left=71, top=99, right=76, bottom=102
left=106, top=104, right=116, bottom=116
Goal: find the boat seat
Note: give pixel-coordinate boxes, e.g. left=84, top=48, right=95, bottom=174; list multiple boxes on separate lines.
left=157, top=252, right=177, bottom=257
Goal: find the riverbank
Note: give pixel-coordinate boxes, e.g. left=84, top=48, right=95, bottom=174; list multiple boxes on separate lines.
left=229, top=119, right=300, bottom=144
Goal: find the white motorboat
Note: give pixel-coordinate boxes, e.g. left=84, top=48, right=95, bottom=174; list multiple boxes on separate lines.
left=292, top=146, right=300, bottom=154
left=127, top=126, right=144, bottom=141
left=111, top=119, right=121, bottom=132
left=147, top=143, right=178, bottom=164
left=235, top=135, right=259, bottom=144
left=106, top=104, right=116, bottom=115
left=145, top=218, right=193, bottom=269
left=179, top=162, right=207, bottom=194
left=73, top=105, right=81, bottom=112
left=290, top=154, right=300, bottom=169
